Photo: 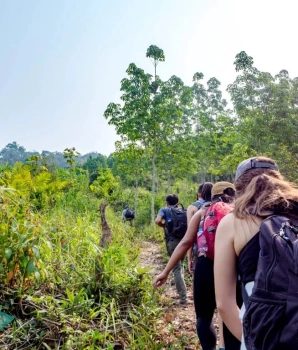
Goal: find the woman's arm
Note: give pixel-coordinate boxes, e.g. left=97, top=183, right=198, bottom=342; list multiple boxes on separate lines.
left=214, top=213, right=242, bottom=341
left=187, top=247, right=194, bottom=274
left=153, top=209, right=203, bottom=288
left=186, top=205, right=197, bottom=274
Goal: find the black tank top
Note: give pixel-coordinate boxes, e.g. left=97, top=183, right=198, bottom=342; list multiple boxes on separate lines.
left=237, top=233, right=260, bottom=285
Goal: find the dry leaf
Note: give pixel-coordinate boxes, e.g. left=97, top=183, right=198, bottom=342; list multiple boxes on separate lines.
left=165, top=313, right=173, bottom=323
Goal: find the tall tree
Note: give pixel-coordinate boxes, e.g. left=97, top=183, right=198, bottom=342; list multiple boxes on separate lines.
left=0, top=142, right=29, bottom=164
left=228, top=51, right=298, bottom=179
left=104, top=46, right=192, bottom=223
left=146, top=45, right=165, bottom=81
left=190, top=73, right=230, bottom=181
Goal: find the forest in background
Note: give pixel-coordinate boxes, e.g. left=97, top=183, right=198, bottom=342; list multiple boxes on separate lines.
left=1, top=46, right=298, bottom=349
left=3, top=46, right=298, bottom=224
left=0, top=142, right=103, bottom=168
left=104, top=46, right=298, bottom=222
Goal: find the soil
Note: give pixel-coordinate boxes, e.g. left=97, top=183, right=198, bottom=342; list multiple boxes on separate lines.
left=139, top=241, right=220, bottom=350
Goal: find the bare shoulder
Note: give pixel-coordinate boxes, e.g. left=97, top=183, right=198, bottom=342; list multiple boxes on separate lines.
left=227, top=214, right=262, bottom=255
left=215, top=214, right=237, bottom=248
left=217, top=212, right=237, bottom=234
left=187, top=204, right=197, bottom=213
left=218, top=213, right=262, bottom=229
left=232, top=214, right=262, bottom=233
left=198, top=205, right=208, bottom=215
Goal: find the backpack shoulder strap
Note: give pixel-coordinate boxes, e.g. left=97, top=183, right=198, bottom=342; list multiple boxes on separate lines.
left=191, top=199, right=205, bottom=209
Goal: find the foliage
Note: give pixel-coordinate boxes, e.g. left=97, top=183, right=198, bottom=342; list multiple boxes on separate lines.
left=89, top=167, right=120, bottom=202
left=105, top=46, right=193, bottom=223
left=82, top=154, right=107, bottom=184
left=0, top=166, right=163, bottom=349
left=63, top=147, right=80, bottom=172
left=0, top=189, right=42, bottom=292
left=228, top=53, right=298, bottom=180
left=2, top=46, right=298, bottom=349
left=0, top=163, right=70, bottom=210
left=0, top=142, right=105, bottom=169
left=104, top=46, right=298, bottom=187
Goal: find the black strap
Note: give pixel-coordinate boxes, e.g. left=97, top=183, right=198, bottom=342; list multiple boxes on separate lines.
left=252, top=161, right=277, bottom=170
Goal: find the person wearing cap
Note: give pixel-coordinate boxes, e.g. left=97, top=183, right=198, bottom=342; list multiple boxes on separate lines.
left=153, top=182, right=239, bottom=350
left=214, top=156, right=297, bottom=349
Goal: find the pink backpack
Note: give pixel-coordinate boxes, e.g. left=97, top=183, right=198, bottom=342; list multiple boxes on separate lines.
left=197, top=202, right=233, bottom=260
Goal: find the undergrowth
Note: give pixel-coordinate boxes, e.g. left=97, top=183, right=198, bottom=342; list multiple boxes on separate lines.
left=0, top=167, right=166, bottom=349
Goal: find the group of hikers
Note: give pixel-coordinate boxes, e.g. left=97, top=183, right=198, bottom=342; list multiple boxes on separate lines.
left=152, top=156, right=298, bottom=350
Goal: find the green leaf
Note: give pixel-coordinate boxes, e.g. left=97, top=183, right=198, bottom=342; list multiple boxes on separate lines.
left=25, top=259, right=36, bottom=277
left=4, top=248, right=12, bottom=261
left=32, top=246, right=40, bottom=259
left=0, top=312, right=14, bottom=331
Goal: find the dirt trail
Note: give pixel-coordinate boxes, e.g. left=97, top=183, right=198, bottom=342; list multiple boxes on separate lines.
left=138, top=241, right=200, bottom=349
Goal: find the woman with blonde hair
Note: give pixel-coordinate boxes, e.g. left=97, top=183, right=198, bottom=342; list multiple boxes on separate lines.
left=214, top=156, right=298, bottom=350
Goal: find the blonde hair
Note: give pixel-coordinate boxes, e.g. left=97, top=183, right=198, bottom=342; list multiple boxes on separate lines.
left=234, top=156, right=298, bottom=219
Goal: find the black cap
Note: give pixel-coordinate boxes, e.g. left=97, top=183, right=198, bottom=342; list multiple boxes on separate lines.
left=235, top=157, right=278, bottom=180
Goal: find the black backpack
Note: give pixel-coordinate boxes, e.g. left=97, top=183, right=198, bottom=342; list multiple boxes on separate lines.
left=124, top=209, right=135, bottom=219
left=165, top=205, right=187, bottom=239
left=243, top=215, right=298, bottom=350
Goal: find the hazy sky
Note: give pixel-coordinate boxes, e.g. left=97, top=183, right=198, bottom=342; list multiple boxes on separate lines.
left=1, top=0, right=298, bottom=155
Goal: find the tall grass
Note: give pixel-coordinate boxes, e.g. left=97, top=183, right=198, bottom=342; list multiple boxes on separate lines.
left=0, top=169, right=165, bottom=349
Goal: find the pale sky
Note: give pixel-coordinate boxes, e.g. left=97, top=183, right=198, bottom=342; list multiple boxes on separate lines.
left=1, top=0, right=297, bottom=156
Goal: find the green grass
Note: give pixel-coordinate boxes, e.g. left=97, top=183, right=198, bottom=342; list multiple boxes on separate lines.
left=0, top=173, right=166, bottom=349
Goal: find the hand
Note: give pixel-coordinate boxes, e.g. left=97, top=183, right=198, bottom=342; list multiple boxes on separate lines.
left=153, top=271, right=169, bottom=289
left=188, top=260, right=194, bottom=275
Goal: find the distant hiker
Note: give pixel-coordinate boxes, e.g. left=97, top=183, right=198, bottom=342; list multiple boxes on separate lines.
left=187, top=182, right=213, bottom=274
left=215, top=156, right=298, bottom=350
left=153, top=182, right=241, bottom=350
left=122, top=205, right=135, bottom=227
left=154, top=194, right=188, bottom=305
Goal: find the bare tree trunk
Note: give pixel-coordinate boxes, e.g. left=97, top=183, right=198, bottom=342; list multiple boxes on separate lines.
left=95, top=203, right=112, bottom=288
left=199, top=156, right=205, bottom=183
left=99, top=203, right=112, bottom=248
left=167, top=170, right=171, bottom=193
left=134, top=175, right=139, bottom=217
left=151, top=156, right=156, bottom=225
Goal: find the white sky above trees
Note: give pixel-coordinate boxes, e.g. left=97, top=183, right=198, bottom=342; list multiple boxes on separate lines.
left=0, top=0, right=297, bottom=155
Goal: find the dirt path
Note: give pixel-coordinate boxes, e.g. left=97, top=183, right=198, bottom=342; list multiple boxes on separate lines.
left=138, top=241, right=200, bottom=349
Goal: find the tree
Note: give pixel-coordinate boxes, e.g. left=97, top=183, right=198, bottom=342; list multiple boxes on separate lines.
left=146, top=45, right=165, bottom=81
left=228, top=51, right=298, bottom=180
left=113, top=142, right=149, bottom=216
left=89, top=167, right=119, bottom=202
left=82, top=154, right=107, bottom=183
left=0, top=142, right=28, bottom=164
left=63, top=147, right=80, bottom=172
left=190, top=73, right=231, bottom=181
left=104, top=46, right=192, bottom=223
left=157, top=135, right=197, bottom=192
